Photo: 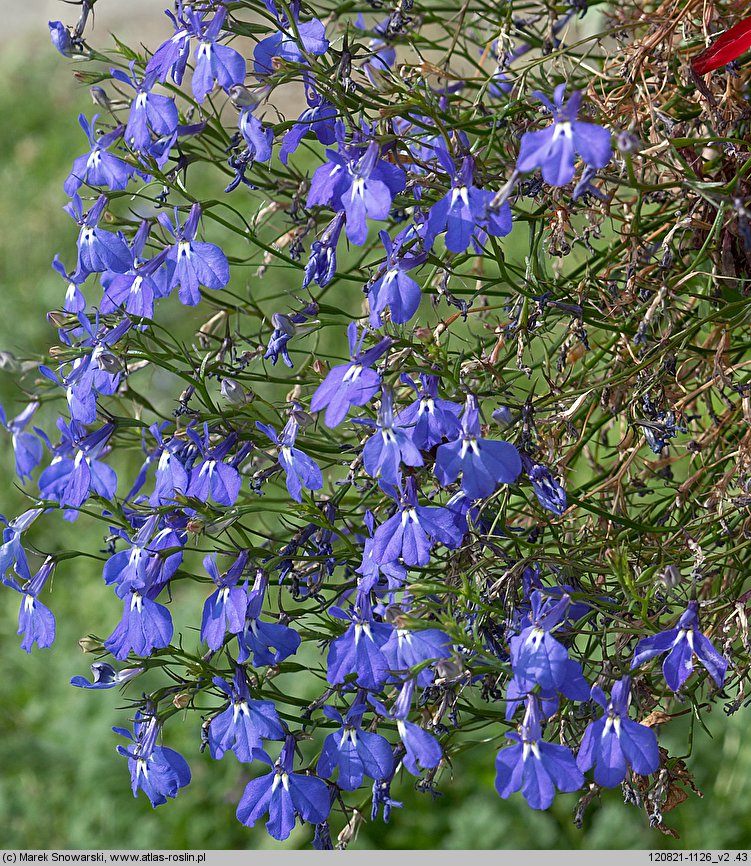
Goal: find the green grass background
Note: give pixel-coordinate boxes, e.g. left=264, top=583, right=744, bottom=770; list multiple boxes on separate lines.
left=1, top=41, right=750, bottom=851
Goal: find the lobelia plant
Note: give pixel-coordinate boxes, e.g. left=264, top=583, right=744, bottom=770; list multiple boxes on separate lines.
left=4, top=0, right=751, bottom=849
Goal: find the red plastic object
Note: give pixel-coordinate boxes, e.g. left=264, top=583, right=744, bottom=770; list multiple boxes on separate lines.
left=692, top=15, right=751, bottom=74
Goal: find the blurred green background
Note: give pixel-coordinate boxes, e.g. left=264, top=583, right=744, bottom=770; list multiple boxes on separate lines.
left=1, top=27, right=751, bottom=852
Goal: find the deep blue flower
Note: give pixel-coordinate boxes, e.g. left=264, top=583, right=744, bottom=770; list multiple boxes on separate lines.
left=200, top=552, right=249, bottom=651
left=257, top=413, right=323, bottom=502
left=516, top=85, right=612, bottom=186
left=103, top=514, right=183, bottom=599
left=238, top=108, right=273, bottom=162
left=394, top=373, right=462, bottom=450
left=186, top=424, right=242, bottom=506
left=208, top=667, right=285, bottom=762
left=317, top=698, right=394, bottom=791
left=37, top=423, right=118, bottom=516
left=64, top=114, right=136, bottom=197
left=327, top=593, right=393, bottom=691
left=371, top=476, right=466, bottom=567
left=302, top=212, right=345, bottom=291
left=99, top=221, right=171, bottom=320
left=253, top=1, right=329, bottom=78
left=2, top=556, right=56, bottom=653
left=264, top=300, right=319, bottom=367
left=115, top=711, right=191, bottom=807
left=105, top=588, right=173, bottom=661
left=310, top=323, right=391, bottom=428
left=0, top=508, right=42, bottom=582
left=508, top=591, right=589, bottom=697
left=49, top=21, right=82, bottom=58
left=51, top=254, right=86, bottom=313
left=522, top=454, right=567, bottom=515
left=371, top=679, right=442, bottom=776
left=368, top=228, right=427, bottom=327
left=360, top=388, right=424, bottom=485
left=630, top=601, right=728, bottom=692
left=307, top=140, right=406, bottom=245
left=145, top=7, right=193, bottom=86
left=382, top=621, right=452, bottom=687
left=64, top=194, right=132, bottom=278
left=236, top=736, right=331, bottom=841
left=577, top=677, right=660, bottom=787
left=189, top=6, right=247, bottom=103
left=279, top=78, right=337, bottom=165
left=237, top=568, right=302, bottom=666
left=158, top=204, right=230, bottom=306
left=425, top=148, right=512, bottom=253
left=71, top=661, right=142, bottom=690
left=110, top=64, right=179, bottom=151
left=0, top=401, right=42, bottom=483
left=434, top=395, right=521, bottom=499
left=149, top=430, right=189, bottom=506
left=495, top=695, right=584, bottom=810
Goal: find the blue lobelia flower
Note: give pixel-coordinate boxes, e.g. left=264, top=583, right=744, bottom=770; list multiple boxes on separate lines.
left=394, top=373, right=462, bottom=450
left=264, top=300, right=319, bottom=367
left=516, top=85, right=612, bottom=187
left=2, top=555, right=56, bottom=653
left=208, top=667, right=285, bottom=762
left=64, top=114, right=137, bottom=198
left=368, top=228, right=427, bottom=327
left=105, top=584, right=173, bottom=661
left=326, top=591, right=393, bottom=691
left=253, top=0, right=329, bottom=78
left=103, top=514, right=183, bottom=600
left=64, top=194, right=132, bottom=278
left=522, top=455, right=567, bottom=515
left=237, top=568, right=302, bottom=666
left=158, top=204, right=230, bottom=306
left=316, top=696, right=394, bottom=791
left=149, top=429, right=189, bottom=507
left=51, top=253, right=86, bottom=313
left=256, top=413, right=323, bottom=503
left=42, top=313, right=130, bottom=425
left=630, top=601, right=729, bottom=692
left=201, top=551, right=249, bottom=651
left=185, top=424, right=242, bottom=506
left=495, top=695, right=584, bottom=810
left=425, top=148, right=512, bottom=253
left=114, top=711, right=191, bottom=807
left=302, top=212, right=345, bottom=291
left=99, top=221, right=171, bottom=320
left=360, top=387, right=424, bottom=486
left=307, top=140, right=407, bottom=245
left=71, top=661, right=142, bottom=690
left=434, top=395, right=522, bottom=500
left=189, top=6, right=247, bottom=103
left=238, top=108, right=273, bottom=163
left=371, top=476, right=466, bottom=568
left=236, top=735, right=331, bottom=841
left=0, top=401, right=43, bottom=483
left=110, top=64, right=179, bottom=151
left=0, top=508, right=42, bottom=582
left=279, top=77, right=337, bottom=165
left=577, top=676, right=660, bottom=787
left=145, top=6, right=193, bottom=86
left=49, top=20, right=83, bottom=58
left=381, top=617, right=452, bottom=687
left=371, top=678, right=442, bottom=776
left=508, top=591, right=585, bottom=696
left=310, top=322, right=391, bottom=428
left=37, top=423, right=118, bottom=517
